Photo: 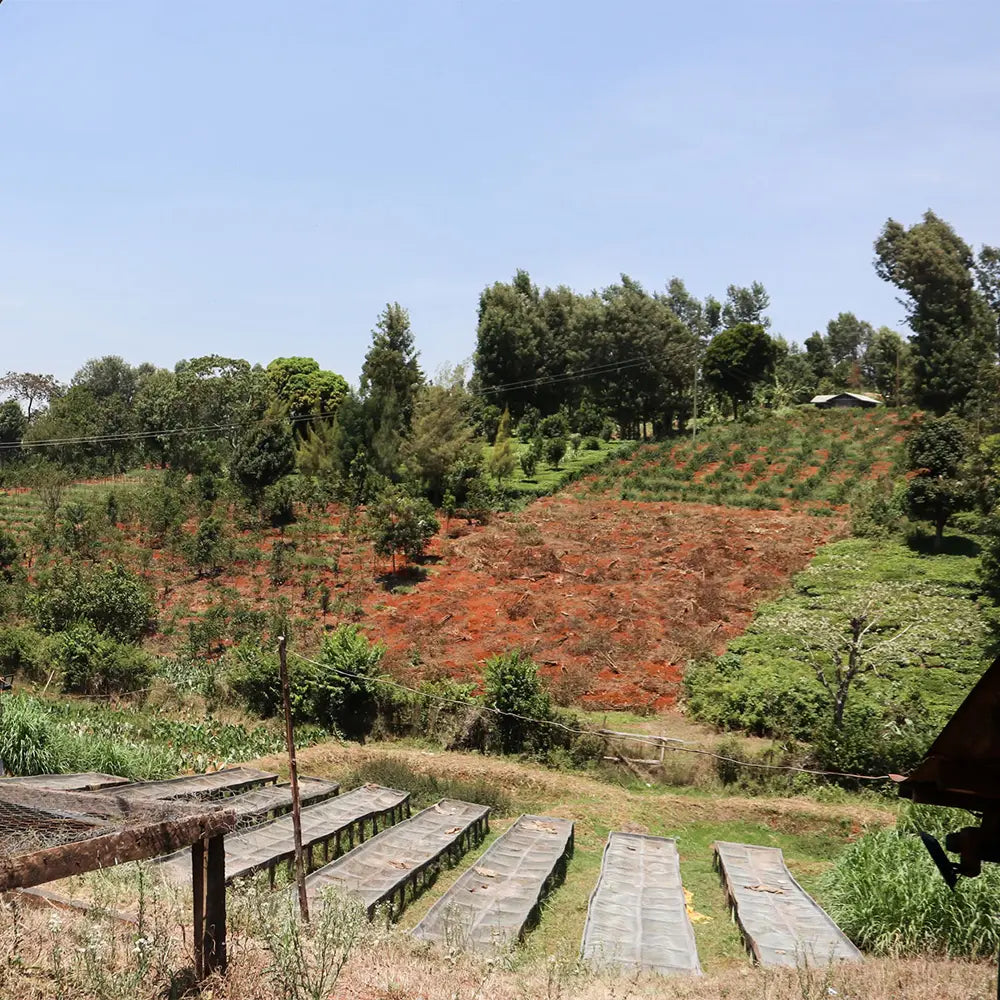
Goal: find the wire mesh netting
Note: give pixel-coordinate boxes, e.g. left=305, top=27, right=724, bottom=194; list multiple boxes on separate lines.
left=0, top=796, right=109, bottom=856
left=0, top=777, right=238, bottom=891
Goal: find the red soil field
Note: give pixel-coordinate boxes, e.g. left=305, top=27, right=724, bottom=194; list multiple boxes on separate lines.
left=358, top=496, right=843, bottom=710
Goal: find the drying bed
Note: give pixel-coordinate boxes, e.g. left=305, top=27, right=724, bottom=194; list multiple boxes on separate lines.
left=412, top=814, right=574, bottom=954
left=211, top=777, right=340, bottom=828
left=157, top=783, right=410, bottom=884
left=581, top=833, right=701, bottom=975
left=714, top=841, right=862, bottom=967
left=106, top=767, right=278, bottom=801
left=3, top=773, right=131, bottom=792
left=303, top=798, right=490, bottom=917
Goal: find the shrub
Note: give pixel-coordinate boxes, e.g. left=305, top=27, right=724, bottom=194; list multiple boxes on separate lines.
left=363, top=490, right=439, bottom=571
left=229, top=626, right=385, bottom=741
left=583, top=436, right=601, bottom=451
left=538, top=412, right=570, bottom=440
left=56, top=624, right=155, bottom=697
left=545, top=436, right=567, bottom=469
left=0, top=626, right=52, bottom=682
left=483, top=650, right=552, bottom=754
left=0, top=528, right=21, bottom=581
left=187, top=515, right=229, bottom=576
left=26, top=564, right=156, bottom=643
left=262, top=477, right=297, bottom=527
left=516, top=405, right=541, bottom=442
left=519, top=446, right=538, bottom=479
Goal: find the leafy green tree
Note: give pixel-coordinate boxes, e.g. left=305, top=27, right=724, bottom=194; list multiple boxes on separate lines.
left=474, top=271, right=543, bottom=417
left=519, top=444, right=538, bottom=479
left=27, top=564, right=155, bottom=643
left=545, top=436, right=567, bottom=469
left=803, top=332, right=833, bottom=381
left=266, top=357, right=349, bottom=424
left=488, top=407, right=516, bottom=484
left=861, top=327, right=910, bottom=404
left=0, top=371, right=61, bottom=420
left=875, top=211, right=996, bottom=415
left=979, top=508, right=1000, bottom=601
left=0, top=399, right=26, bottom=463
left=0, top=529, right=21, bottom=582
left=774, top=586, right=924, bottom=729
left=229, top=409, right=296, bottom=505
left=364, top=490, right=439, bottom=572
left=403, top=367, right=483, bottom=505
left=905, top=415, right=971, bottom=549
left=702, top=323, right=778, bottom=418
left=483, top=650, right=552, bottom=754
left=188, top=515, right=227, bottom=577
left=360, top=303, right=424, bottom=430
left=826, top=313, right=874, bottom=366
left=721, top=282, right=771, bottom=328
left=312, top=625, right=385, bottom=740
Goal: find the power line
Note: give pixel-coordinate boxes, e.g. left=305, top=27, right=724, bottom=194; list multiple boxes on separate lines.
left=286, top=650, right=895, bottom=783
left=0, top=408, right=342, bottom=453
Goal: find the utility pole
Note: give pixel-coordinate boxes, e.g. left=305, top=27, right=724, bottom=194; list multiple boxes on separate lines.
left=278, top=636, right=309, bottom=922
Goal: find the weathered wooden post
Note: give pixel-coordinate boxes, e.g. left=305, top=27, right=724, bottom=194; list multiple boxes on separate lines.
left=278, top=635, right=309, bottom=922
left=192, top=833, right=227, bottom=978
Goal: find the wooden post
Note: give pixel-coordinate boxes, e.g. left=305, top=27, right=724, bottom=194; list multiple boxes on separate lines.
left=192, top=839, right=205, bottom=980
left=279, top=636, right=309, bottom=923
left=192, top=835, right=226, bottom=978
left=205, top=834, right=226, bottom=975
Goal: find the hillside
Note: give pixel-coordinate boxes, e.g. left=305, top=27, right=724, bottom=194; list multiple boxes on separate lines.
left=575, top=406, right=912, bottom=509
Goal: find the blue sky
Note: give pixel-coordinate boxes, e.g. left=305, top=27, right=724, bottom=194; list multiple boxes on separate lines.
left=2, top=0, right=999, bottom=386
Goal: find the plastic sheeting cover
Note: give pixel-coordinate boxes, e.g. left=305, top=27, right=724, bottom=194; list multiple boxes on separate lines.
left=108, top=767, right=277, bottom=801
left=3, top=773, right=130, bottom=792
left=157, top=783, right=409, bottom=883
left=412, top=814, right=573, bottom=954
left=581, top=833, right=701, bottom=975
left=714, top=841, right=861, bottom=968
left=215, top=777, right=340, bottom=826
left=303, top=798, right=489, bottom=912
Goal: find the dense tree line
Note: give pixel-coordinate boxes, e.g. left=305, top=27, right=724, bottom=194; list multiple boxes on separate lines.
left=3, top=209, right=1000, bottom=516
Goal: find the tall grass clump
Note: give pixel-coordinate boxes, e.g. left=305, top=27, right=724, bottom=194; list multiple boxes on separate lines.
left=0, top=694, right=178, bottom=780
left=821, top=807, right=1000, bottom=958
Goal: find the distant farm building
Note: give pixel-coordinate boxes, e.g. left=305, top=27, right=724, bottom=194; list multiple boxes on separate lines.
left=810, top=392, right=881, bottom=409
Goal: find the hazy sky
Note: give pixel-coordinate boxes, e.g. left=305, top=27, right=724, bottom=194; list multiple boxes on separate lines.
left=2, top=1, right=999, bottom=386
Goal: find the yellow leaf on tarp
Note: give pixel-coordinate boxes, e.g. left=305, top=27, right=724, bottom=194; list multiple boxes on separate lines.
left=684, top=887, right=711, bottom=923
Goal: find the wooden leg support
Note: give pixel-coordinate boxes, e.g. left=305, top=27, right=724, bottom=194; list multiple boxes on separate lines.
left=192, top=834, right=227, bottom=980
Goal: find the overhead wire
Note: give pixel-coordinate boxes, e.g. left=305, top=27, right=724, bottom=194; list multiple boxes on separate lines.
left=285, top=650, right=896, bottom=783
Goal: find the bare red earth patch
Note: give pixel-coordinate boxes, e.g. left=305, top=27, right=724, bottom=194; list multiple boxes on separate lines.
left=360, top=497, right=844, bottom=710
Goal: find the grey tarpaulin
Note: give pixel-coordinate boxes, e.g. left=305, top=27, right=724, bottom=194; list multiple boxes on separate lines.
left=412, top=814, right=573, bottom=954
left=3, top=773, right=131, bottom=792
left=581, top=833, right=701, bottom=975
left=157, top=783, right=410, bottom=883
left=714, top=841, right=861, bottom=967
left=301, top=798, right=490, bottom=916
left=105, top=767, right=277, bottom=801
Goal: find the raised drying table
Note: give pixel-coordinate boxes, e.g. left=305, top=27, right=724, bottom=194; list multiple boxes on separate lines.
left=301, top=798, right=490, bottom=917
left=581, top=833, right=701, bottom=975
left=156, top=783, right=410, bottom=885
left=714, top=841, right=861, bottom=968
left=412, top=814, right=573, bottom=954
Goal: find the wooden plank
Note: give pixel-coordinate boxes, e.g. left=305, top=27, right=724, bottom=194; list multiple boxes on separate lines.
left=0, top=810, right=236, bottom=892
left=205, top=834, right=226, bottom=974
